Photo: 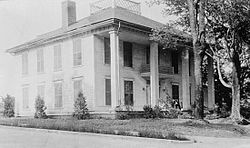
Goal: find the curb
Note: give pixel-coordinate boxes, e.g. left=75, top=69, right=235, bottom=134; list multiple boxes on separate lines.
left=0, top=125, right=194, bottom=144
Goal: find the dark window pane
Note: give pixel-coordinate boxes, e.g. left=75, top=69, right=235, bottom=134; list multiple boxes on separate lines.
left=104, top=38, right=111, bottom=64
left=171, top=51, right=178, bottom=74
left=172, top=84, right=179, bottom=100
left=105, top=79, right=111, bottom=105
left=146, top=46, right=150, bottom=64
left=123, top=42, right=133, bottom=67
left=124, top=80, right=133, bottom=105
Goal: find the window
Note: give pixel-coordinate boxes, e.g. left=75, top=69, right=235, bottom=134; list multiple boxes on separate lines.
left=22, top=52, right=28, bottom=75
left=54, top=44, right=62, bottom=71
left=104, top=38, right=110, bottom=64
left=123, top=42, right=133, bottom=67
left=37, top=48, right=44, bottom=73
left=124, top=80, right=133, bottom=106
left=105, top=79, right=111, bottom=106
left=172, top=84, right=179, bottom=101
left=37, top=85, right=45, bottom=99
left=146, top=46, right=150, bottom=64
left=22, top=87, right=29, bottom=109
left=54, top=82, right=62, bottom=108
left=73, top=39, right=82, bottom=66
left=73, top=79, right=82, bottom=99
left=171, top=51, right=178, bottom=74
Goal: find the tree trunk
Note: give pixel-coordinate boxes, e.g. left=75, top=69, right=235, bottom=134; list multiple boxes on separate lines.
left=194, top=45, right=204, bottom=119
left=187, top=0, right=205, bottom=119
left=230, top=61, right=242, bottom=121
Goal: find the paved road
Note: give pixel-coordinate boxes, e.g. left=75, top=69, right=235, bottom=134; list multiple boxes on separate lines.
left=0, top=125, right=250, bottom=148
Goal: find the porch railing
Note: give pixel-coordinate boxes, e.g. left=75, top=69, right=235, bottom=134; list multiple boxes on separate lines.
left=90, top=0, right=141, bottom=15
left=140, top=64, right=174, bottom=75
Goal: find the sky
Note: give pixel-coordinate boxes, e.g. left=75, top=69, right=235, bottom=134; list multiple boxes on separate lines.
left=0, top=0, right=171, bottom=96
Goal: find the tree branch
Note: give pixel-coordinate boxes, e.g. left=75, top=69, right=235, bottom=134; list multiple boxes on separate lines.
left=209, top=45, right=232, bottom=88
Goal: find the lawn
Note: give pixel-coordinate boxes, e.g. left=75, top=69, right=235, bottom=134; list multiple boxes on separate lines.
left=0, top=118, right=249, bottom=140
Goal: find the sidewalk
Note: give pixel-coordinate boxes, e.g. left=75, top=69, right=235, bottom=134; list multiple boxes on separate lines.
left=1, top=125, right=250, bottom=148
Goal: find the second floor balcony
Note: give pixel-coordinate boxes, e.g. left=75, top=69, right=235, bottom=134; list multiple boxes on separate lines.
left=140, top=64, right=175, bottom=75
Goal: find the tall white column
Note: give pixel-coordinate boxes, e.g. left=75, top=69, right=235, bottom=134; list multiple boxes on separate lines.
left=109, top=30, right=120, bottom=109
left=181, top=49, right=191, bottom=110
left=150, top=42, right=159, bottom=106
left=207, top=57, right=215, bottom=110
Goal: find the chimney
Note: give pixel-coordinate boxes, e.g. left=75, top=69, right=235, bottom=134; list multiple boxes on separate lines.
left=62, top=0, right=76, bottom=28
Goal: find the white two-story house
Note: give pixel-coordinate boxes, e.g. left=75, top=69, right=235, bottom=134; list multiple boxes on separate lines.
left=7, top=0, right=215, bottom=117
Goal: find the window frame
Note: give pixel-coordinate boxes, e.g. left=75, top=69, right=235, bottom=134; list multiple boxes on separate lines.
left=171, top=51, right=179, bottom=74
left=73, top=79, right=83, bottom=99
left=37, top=48, right=44, bottom=73
left=37, top=84, right=45, bottom=99
left=54, top=44, right=62, bottom=71
left=104, top=78, right=111, bottom=106
left=22, top=86, right=29, bottom=109
left=124, top=80, right=134, bottom=106
left=73, top=38, right=82, bottom=67
left=54, top=82, right=63, bottom=108
left=104, top=37, right=111, bottom=65
left=22, top=52, right=28, bottom=75
left=123, top=41, right=133, bottom=68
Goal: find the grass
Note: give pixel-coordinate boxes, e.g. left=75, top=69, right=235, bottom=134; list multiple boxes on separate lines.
left=0, top=118, right=249, bottom=140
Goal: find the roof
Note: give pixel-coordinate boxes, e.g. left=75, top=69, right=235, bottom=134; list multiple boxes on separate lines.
left=6, top=7, right=165, bottom=54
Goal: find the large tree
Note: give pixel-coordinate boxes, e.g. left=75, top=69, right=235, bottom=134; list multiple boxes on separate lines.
left=150, top=0, right=207, bottom=119
left=149, top=0, right=250, bottom=121
left=206, top=0, right=250, bottom=122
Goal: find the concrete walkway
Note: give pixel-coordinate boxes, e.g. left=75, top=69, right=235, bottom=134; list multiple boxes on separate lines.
left=0, top=125, right=250, bottom=148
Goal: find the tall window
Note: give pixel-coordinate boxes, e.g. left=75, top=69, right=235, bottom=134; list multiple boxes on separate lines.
left=172, top=84, right=179, bottom=101
left=124, top=80, right=133, bottom=106
left=171, top=51, right=178, bottom=74
left=54, top=44, right=62, bottom=71
left=54, top=82, right=62, bottom=108
left=22, top=87, right=29, bottom=109
left=104, top=37, right=110, bottom=64
left=22, top=52, right=28, bottom=75
left=123, top=42, right=133, bottom=67
left=73, top=79, right=82, bottom=99
left=105, top=78, right=111, bottom=106
left=73, top=39, right=82, bottom=66
left=146, top=46, right=150, bottom=64
left=37, top=85, right=45, bottom=99
left=37, top=48, right=44, bottom=73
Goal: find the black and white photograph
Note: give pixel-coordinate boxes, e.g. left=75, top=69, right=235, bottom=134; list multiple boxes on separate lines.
left=0, top=0, right=250, bottom=147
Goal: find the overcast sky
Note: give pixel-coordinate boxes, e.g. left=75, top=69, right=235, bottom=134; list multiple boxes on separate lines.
left=0, top=0, right=172, bottom=96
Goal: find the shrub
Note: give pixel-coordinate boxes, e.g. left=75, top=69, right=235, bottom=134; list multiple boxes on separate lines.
left=143, top=105, right=154, bottom=119
left=115, top=112, right=129, bottom=120
left=34, top=95, right=47, bottom=119
left=165, top=108, right=181, bottom=119
left=3, top=95, right=15, bottom=117
left=73, top=92, right=90, bottom=120
left=153, top=105, right=165, bottom=118
left=241, top=100, right=250, bottom=119
left=143, top=105, right=165, bottom=119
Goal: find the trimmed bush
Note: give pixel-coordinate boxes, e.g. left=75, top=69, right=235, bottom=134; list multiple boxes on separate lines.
left=73, top=92, right=90, bottom=120
left=34, top=95, right=47, bottom=119
left=3, top=95, right=15, bottom=117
